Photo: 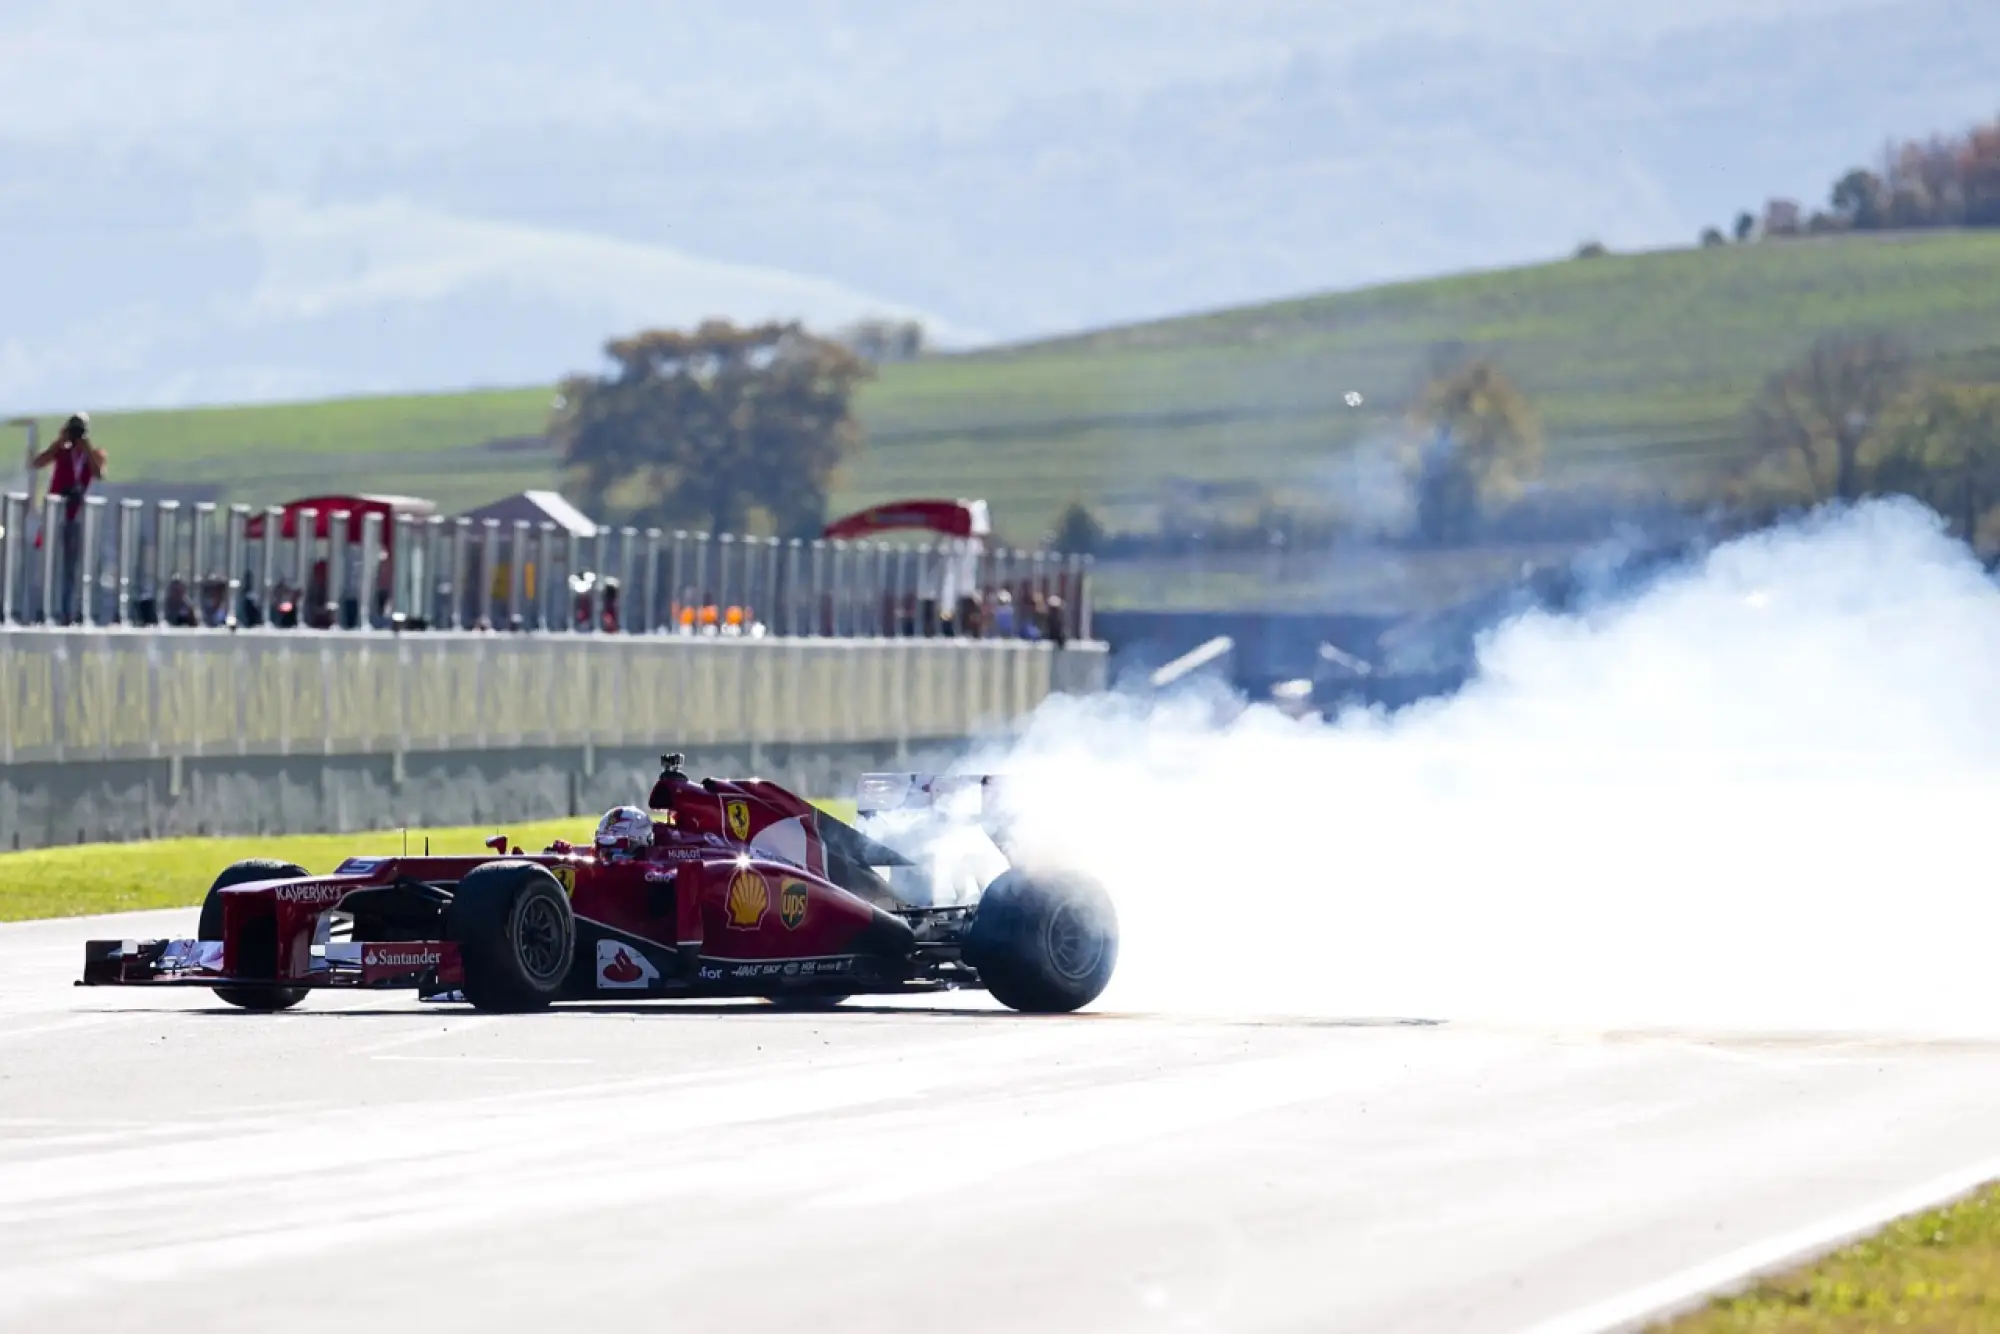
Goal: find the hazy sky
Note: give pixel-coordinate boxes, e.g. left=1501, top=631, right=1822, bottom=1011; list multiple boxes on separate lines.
left=0, top=0, right=1992, bottom=409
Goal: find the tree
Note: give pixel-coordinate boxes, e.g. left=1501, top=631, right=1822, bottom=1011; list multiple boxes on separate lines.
left=1830, top=168, right=1886, bottom=229
left=1865, top=383, right=2000, bottom=543
left=1406, top=358, right=1542, bottom=543
left=552, top=320, right=871, bottom=537
left=1747, top=333, right=1911, bottom=502
left=1963, top=119, right=2000, bottom=226
left=1052, top=501, right=1105, bottom=554
left=1699, top=226, right=1727, bottom=248
left=1733, top=211, right=1757, bottom=242
left=1574, top=239, right=1609, bottom=259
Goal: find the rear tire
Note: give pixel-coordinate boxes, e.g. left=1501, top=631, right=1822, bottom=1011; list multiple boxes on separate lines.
left=966, top=869, right=1118, bottom=1014
left=447, top=861, right=575, bottom=1012
left=199, top=859, right=312, bottom=1012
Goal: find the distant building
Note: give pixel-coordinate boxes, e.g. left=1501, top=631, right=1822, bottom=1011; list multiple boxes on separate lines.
left=456, top=490, right=599, bottom=538
left=455, top=490, right=603, bottom=620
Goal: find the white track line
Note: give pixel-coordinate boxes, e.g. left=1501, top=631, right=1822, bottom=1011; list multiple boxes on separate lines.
left=1520, top=1156, right=2000, bottom=1334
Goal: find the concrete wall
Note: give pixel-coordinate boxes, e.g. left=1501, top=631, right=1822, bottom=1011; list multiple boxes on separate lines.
left=0, top=630, right=1107, bottom=849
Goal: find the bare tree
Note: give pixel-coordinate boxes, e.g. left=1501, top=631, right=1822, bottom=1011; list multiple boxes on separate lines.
left=1867, top=382, right=2000, bottom=543
left=1407, top=358, right=1542, bottom=543
left=1748, top=333, right=1911, bottom=501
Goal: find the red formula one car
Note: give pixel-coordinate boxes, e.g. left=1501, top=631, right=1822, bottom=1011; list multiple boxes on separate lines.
left=79, top=755, right=1118, bottom=1014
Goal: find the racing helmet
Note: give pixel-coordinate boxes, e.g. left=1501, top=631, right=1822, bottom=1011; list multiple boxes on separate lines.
left=595, top=805, right=654, bottom=862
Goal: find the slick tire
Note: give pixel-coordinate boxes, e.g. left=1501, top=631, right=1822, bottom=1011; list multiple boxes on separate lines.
left=447, top=861, right=575, bottom=1012
left=199, top=859, right=313, bottom=1012
left=965, top=869, right=1118, bottom=1014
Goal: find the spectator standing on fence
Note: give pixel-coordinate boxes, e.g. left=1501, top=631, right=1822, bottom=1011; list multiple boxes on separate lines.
left=30, top=413, right=107, bottom=624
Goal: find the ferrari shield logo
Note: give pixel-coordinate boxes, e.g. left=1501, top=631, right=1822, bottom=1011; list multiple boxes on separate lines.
left=778, top=878, right=809, bottom=930
left=550, top=865, right=576, bottom=895
left=725, top=799, right=751, bottom=842
left=725, top=868, right=768, bottom=929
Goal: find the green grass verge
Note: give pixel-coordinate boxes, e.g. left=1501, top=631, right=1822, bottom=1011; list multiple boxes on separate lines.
left=0, top=800, right=858, bottom=923
left=1657, top=1182, right=2000, bottom=1332
left=44, top=231, right=2000, bottom=550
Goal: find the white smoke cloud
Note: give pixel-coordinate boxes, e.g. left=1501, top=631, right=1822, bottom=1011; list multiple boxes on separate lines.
left=974, top=498, right=2000, bottom=1036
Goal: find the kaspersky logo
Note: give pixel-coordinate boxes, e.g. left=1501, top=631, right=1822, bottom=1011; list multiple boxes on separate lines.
left=275, top=883, right=346, bottom=907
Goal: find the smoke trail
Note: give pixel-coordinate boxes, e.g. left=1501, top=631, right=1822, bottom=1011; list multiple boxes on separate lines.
left=976, top=498, right=2000, bottom=1035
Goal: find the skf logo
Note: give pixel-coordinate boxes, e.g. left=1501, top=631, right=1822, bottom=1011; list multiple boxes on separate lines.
left=550, top=865, right=577, bottom=895
left=725, top=798, right=752, bottom=842
left=778, top=878, right=809, bottom=930
left=725, top=868, right=768, bottom=929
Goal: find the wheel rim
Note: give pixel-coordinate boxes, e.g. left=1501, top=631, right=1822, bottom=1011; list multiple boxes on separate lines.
left=1044, top=902, right=1105, bottom=982
left=515, top=893, right=569, bottom=984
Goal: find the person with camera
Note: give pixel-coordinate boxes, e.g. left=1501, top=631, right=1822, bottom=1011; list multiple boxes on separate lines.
left=31, top=413, right=107, bottom=625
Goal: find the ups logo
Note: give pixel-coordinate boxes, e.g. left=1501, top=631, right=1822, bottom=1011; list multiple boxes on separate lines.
left=779, top=879, right=809, bottom=930
left=725, top=868, right=768, bottom=929
left=725, top=799, right=751, bottom=842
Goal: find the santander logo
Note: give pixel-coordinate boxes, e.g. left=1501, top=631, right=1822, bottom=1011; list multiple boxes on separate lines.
left=594, top=938, right=660, bottom=990
left=602, top=948, right=644, bottom=984
left=363, top=947, right=442, bottom=969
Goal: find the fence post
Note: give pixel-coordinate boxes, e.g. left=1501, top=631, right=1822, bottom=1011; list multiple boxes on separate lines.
left=361, top=511, right=387, bottom=629
left=690, top=533, right=712, bottom=634
left=506, top=520, right=527, bottom=629
left=640, top=528, right=662, bottom=634
left=784, top=538, right=804, bottom=637
left=191, top=501, right=216, bottom=625
left=446, top=518, right=468, bottom=630
left=116, top=498, right=141, bottom=625
left=536, top=521, right=557, bottom=631
left=478, top=518, right=499, bottom=628
left=828, top=539, right=849, bottom=637
left=258, top=505, right=282, bottom=626
left=563, top=523, right=583, bottom=633
left=155, top=500, right=181, bottom=626
left=1078, top=554, right=1094, bottom=641
left=1, top=491, right=23, bottom=624
left=224, top=504, right=249, bottom=628
left=37, top=493, right=60, bottom=624
left=715, top=533, right=736, bottom=635
left=327, top=509, right=351, bottom=629
left=77, top=495, right=105, bottom=626
left=293, top=507, right=317, bottom=628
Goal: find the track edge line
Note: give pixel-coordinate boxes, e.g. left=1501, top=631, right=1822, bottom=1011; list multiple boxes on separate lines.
left=1516, top=1155, right=2000, bottom=1334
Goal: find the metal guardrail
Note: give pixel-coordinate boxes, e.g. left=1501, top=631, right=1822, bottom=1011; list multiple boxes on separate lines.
left=0, top=493, right=1093, bottom=643
left=0, top=628, right=1104, bottom=766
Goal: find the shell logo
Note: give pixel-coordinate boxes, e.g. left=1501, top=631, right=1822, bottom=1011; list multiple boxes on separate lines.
left=726, top=868, right=769, bottom=929
left=725, top=799, right=752, bottom=842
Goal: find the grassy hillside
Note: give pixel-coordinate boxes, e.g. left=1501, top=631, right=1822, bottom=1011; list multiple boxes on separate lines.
left=43, top=230, right=2000, bottom=546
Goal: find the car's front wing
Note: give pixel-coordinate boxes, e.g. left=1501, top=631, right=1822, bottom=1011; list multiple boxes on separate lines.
left=79, top=937, right=465, bottom=994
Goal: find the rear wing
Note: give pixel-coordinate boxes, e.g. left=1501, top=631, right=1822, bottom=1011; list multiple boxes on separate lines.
left=855, top=772, right=1007, bottom=819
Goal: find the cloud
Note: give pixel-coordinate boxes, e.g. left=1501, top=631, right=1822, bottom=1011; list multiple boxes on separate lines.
left=234, top=195, right=970, bottom=341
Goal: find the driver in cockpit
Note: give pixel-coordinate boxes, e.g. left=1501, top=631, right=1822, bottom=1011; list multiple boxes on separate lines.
left=594, top=806, right=655, bottom=862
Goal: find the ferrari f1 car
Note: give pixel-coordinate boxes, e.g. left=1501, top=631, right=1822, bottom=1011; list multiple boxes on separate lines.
left=79, top=755, right=1117, bottom=1014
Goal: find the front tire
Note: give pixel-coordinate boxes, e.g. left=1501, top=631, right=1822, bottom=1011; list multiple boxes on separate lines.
left=965, top=869, right=1118, bottom=1013
left=447, top=861, right=575, bottom=1012
left=199, top=859, right=312, bottom=1012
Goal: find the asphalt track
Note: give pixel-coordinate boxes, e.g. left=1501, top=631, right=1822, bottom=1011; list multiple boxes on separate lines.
left=7, top=911, right=2000, bottom=1333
